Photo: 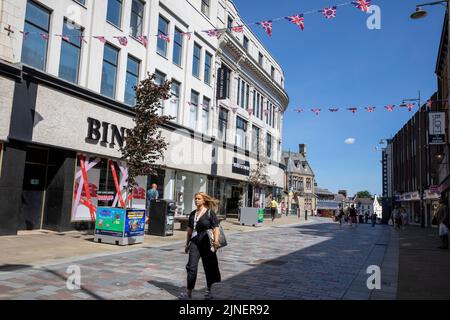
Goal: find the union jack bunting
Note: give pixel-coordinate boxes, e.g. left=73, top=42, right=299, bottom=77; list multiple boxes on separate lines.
left=348, top=107, right=358, bottom=114
left=231, top=107, right=238, bottom=114
left=329, top=108, right=340, bottom=112
left=385, top=105, right=395, bottom=112
left=294, top=108, right=304, bottom=113
left=256, top=21, right=273, bottom=37
left=114, top=36, right=128, bottom=46
left=158, top=34, right=170, bottom=43
left=320, top=6, right=337, bottom=19
left=285, top=14, right=305, bottom=31
left=352, top=0, right=371, bottom=12
left=232, top=26, right=244, bottom=33
left=57, top=34, right=70, bottom=42
left=400, top=103, right=415, bottom=112
left=311, top=109, right=322, bottom=116
left=365, top=106, right=376, bottom=113
left=426, top=100, right=433, bottom=108
left=39, top=33, right=49, bottom=41
left=137, top=35, right=148, bottom=48
left=94, top=36, right=107, bottom=43
left=248, top=108, right=254, bottom=116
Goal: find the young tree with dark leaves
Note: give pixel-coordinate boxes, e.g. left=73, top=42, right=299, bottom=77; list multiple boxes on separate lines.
left=121, top=73, right=174, bottom=198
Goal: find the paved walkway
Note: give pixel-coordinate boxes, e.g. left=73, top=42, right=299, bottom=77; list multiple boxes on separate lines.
left=397, top=225, right=450, bottom=300
left=0, top=218, right=397, bottom=300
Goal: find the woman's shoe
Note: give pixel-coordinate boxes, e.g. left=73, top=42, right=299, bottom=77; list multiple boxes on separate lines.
left=178, top=292, right=192, bottom=300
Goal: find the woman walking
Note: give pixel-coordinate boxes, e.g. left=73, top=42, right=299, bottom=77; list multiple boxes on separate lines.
left=180, top=192, right=222, bottom=300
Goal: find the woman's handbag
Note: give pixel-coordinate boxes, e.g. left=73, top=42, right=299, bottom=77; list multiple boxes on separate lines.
left=206, top=210, right=227, bottom=249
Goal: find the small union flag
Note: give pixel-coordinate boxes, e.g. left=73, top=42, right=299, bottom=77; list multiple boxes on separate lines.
left=248, top=108, right=254, bottom=116
left=182, top=32, right=192, bottom=40
left=137, top=35, right=148, bottom=48
left=257, top=21, right=273, bottom=37
left=352, top=0, right=371, bottom=12
left=158, top=34, right=170, bottom=43
left=205, top=29, right=220, bottom=38
left=385, top=105, right=395, bottom=112
left=231, top=107, right=238, bottom=114
left=20, top=31, right=30, bottom=41
left=365, top=106, right=376, bottom=113
left=311, top=108, right=321, bottom=116
left=348, top=107, right=358, bottom=114
left=114, top=36, right=128, bottom=46
left=426, top=100, right=433, bottom=108
left=329, top=108, right=340, bottom=112
left=39, top=33, right=49, bottom=41
left=320, top=6, right=337, bottom=19
left=232, top=26, right=244, bottom=33
left=94, top=36, right=107, bottom=43
left=294, top=108, right=304, bottom=113
left=285, top=14, right=305, bottom=31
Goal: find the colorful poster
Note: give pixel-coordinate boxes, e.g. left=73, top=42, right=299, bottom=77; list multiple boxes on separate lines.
left=125, top=209, right=146, bottom=237
left=95, top=207, right=125, bottom=237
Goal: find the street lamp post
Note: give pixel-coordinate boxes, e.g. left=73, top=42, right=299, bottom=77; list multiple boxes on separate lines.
left=411, top=1, right=449, bottom=228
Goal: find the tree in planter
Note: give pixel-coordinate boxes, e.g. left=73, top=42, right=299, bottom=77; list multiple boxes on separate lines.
left=244, top=161, right=275, bottom=208
left=121, top=73, right=174, bottom=203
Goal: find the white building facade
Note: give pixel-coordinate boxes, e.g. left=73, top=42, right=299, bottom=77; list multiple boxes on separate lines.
left=0, top=0, right=288, bottom=235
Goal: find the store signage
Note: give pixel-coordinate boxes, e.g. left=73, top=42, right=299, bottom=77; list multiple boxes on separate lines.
left=86, top=117, right=131, bottom=148
left=216, top=67, right=228, bottom=100
left=232, top=157, right=250, bottom=176
left=428, top=112, right=446, bottom=145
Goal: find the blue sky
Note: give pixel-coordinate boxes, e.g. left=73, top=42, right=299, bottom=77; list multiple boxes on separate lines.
left=233, top=0, right=445, bottom=196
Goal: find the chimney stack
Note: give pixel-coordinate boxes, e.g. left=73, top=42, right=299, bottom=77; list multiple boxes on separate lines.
left=299, top=144, right=306, bottom=157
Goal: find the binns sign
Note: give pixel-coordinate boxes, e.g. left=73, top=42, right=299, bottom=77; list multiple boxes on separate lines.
left=85, top=117, right=132, bottom=149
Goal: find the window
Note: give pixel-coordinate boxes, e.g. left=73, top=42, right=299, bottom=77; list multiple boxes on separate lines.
left=204, top=52, right=212, bottom=85
left=130, top=0, right=144, bottom=38
left=237, top=78, right=249, bottom=108
left=125, top=55, right=140, bottom=106
left=157, top=16, right=169, bottom=56
left=169, top=80, right=180, bottom=120
left=243, top=36, right=249, bottom=51
left=21, top=0, right=50, bottom=70
left=236, top=116, right=248, bottom=149
left=101, top=43, right=119, bottom=98
left=272, top=105, right=275, bottom=128
left=154, top=70, right=166, bottom=115
left=218, top=108, right=228, bottom=141
left=252, top=126, right=260, bottom=154
left=258, top=53, right=263, bottom=67
left=201, top=0, right=210, bottom=17
left=173, top=28, right=183, bottom=66
left=59, top=19, right=83, bottom=84
left=107, top=0, right=122, bottom=27
left=256, top=92, right=261, bottom=119
left=266, top=133, right=272, bottom=158
left=271, top=66, right=275, bottom=79
left=193, top=43, right=202, bottom=78
left=189, top=90, right=199, bottom=130
left=227, top=16, right=233, bottom=30
left=202, top=97, right=210, bottom=132
left=221, top=64, right=231, bottom=99
left=74, top=0, right=86, bottom=6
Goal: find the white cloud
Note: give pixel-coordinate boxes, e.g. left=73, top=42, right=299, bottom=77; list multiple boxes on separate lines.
left=345, top=138, right=356, bottom=145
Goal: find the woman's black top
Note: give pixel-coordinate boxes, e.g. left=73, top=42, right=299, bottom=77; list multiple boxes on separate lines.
left=188, top=209, right=219, bottom=243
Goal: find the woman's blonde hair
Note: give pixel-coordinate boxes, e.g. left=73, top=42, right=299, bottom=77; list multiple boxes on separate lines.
left=195, top=192, right=220, bottom=213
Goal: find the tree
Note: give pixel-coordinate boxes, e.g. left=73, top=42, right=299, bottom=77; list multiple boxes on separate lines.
left=247, top=161, right=274, bottom=188
left=121, top=73, right=173, bottom=194
left=356, top=191, right=373, bottom=199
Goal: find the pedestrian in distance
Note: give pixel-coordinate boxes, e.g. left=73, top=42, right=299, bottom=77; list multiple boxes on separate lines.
left=180, top=192, right=222, bottom=300
left=349, top=205, right=357, bottom=227
left=400, top=207, right=408, bottom=230
left=270, top=198, right=278, bottom=222
left=371, top=212, right=377, bottom=227
left=146, top=183, right=159, bottom=223
left=434, top=198, right=449, bottom=250
left=338, top=206, right=345, bottom=227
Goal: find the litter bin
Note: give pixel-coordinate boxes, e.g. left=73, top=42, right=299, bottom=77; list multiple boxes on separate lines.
left=148, top=199, right=176, bottom=236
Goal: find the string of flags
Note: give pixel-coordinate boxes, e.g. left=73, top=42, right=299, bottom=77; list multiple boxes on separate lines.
left=13, top=0, right=374, bottom=47
left=291, top=99, right=449, bottom=116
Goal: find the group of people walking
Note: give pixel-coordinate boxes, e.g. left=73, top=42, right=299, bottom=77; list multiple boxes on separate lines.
left=336, top=205, right=378, bottom=227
